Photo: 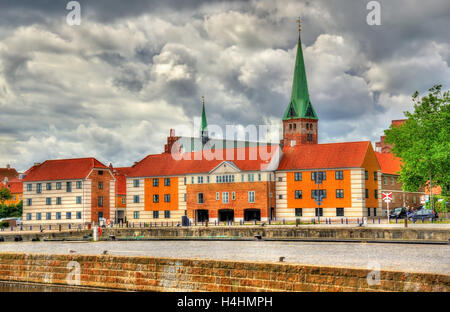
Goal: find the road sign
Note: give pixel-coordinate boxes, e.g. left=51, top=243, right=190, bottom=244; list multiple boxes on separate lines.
left=382, top=192, right=392, bottom=203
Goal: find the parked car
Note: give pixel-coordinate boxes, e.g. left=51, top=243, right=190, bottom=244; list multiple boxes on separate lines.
left=389, top=207, right=407, bottom=219
left=408, top=209, right=439, bottom=221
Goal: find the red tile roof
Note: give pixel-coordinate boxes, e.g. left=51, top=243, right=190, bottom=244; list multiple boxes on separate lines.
left=277, top=141, right=372, bottom=170
left=23, top=158, right=108, bottom=182
left=375, top=152, right=403, bottom=175
left=0, top=168, right=18, bottom=180
left=128, top=146, right=279, bottom=177
left=113, top=167, right=131, bottom=195
left=0, top=179, right=23, bottom=194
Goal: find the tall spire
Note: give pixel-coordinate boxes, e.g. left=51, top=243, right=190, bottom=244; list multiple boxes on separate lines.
left=283, top=18, right=318, bottom=120
left=200, top=96, right=209, bottom=143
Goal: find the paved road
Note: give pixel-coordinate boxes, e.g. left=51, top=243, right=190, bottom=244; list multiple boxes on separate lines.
left=0, top=241, right=449, bottom=274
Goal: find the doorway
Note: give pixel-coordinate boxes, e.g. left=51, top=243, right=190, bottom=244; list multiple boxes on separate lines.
left=244, top=209, right=261, bottom=221
left=196, top=209, right=209, bottom=222
left=218, top=209, right=234, bottom=222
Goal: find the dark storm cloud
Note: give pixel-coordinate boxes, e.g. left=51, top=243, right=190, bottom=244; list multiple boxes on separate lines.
left=0, top=0, right=449, bottom=170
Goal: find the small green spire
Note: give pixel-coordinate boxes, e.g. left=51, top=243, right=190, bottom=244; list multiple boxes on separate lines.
left=283, top=21, right=318, bottom=120
left=201, top=96, right=208, bottom=136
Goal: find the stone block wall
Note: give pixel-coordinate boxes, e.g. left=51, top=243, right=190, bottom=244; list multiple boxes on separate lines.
left=0, top=253, right=448, bottom=292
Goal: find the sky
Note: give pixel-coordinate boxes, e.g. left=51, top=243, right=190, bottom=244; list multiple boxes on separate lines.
left=0, top=0, right=449, bottom=171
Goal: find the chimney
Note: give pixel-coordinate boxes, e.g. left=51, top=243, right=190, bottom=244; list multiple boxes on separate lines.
left=34, top=162, right=40, bottom=166
left=6, top=164, right=10, bottom=169
left=170, top=129, right=175, bottom=137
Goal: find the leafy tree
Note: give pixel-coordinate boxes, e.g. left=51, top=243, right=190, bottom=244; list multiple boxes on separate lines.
left=385, top=85, right=450, bottom=207
left=0, top=201, right=22, bottom=219
left=0, top=187, right=12, bottom=204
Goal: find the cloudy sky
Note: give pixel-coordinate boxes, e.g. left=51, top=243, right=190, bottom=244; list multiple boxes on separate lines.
left=0, top=0, right=449, bottom=171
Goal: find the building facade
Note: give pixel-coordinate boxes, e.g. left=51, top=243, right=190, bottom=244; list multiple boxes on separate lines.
left=22, top=158, right=115, bottom=225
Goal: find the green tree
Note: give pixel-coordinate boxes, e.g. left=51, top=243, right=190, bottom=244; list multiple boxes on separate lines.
left=385, top=85, right=450, bottom=208
left=0, top=187, right=12, bottom=204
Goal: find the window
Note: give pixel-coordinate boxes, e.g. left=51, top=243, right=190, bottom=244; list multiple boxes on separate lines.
left=76, top=181, right=82, bottom=189
left=164, top=194, right=171, bottom=202
left=373, top=208, right=377, bottom=216
left=26, top=213, right=32, bottom=221
left=27, top=198, right=32, bottom=206
left=278, top=195, right=283, bottom=199
left=295, top=190, right=302, bottom=199
left=184, top=177, right=187, bottom=185
left=98, top=181, right=103, bottom=190
left=336, top=208, right=344, bottom=217
left=153, top=211, right=159, bottom=219
left=98, top=196, right=103, bottom=207
left=278, top=177, right=283, bottom=182
left=153, top=179, right=159, bottom=187
left=216, top=192, right=219, bottom=201
left=46, top=183, right=52, bottom=191
left=76, top=212, right=82, bottom=219
left=241, top=174, right=245, bottom=182
left=307, top=134, right=313, bottom=142
left=383, top=177, right=387, bottom=185
left=46, top=212, right=51, bottom=220
left=27, top=184, right=32, bottom=191
left=258, top=173, right=261, bottom=181
left=248, top=191, right=255, bottom=203
left=222, top=192, right=229, bottom=204
left=121, top=197, right=126, bottom=205
left=197, top=193, right=204, bottom=204
left=374, top=172, right=378, bottom=181
left=336, top=189, right=344, bottom=198
left=293, top=123, right=296, bottom=129
left=164, top=211, right=170, bottom=219
left=56, top=182, right=62, bottom=190
left=134, top=179, right=140, bottom=187
left=367, top=207, right=371, bottom=217
left=164, top=178, right=171, bottom=186
left=184, top=193, right=187, bottom=202
left=295, top=208, right=303, bottom=217
left=46, top=198, right=51, bottom=205
left=197, top=176, right=203, bottom=184
left=76, top=196, right=82, bottom=204
left=312, top=190, right=327, bottom=199
left=36, top=183, right=42, bottom=194
left=248, top=174, right=255, bottom=182
left=56, top=197, right=62, bottom=205
left=207, top=176, right=210, bottom=183
left=98, top=170, right=103, bottom=175
left=232, top=191, right=236, bottom=200
left=289, top=124, right=292, bottom=130
left=311, top=171, right=326, bottom=183
left=134, top=211, right=140, bottom=219
left=36, top=213, right=42, bottom=220
left=153, top=195, right=159, bottom=203
left=374, top=190, right=378, bottom=199
left=365, top=170, right=369, bottom=180
left=315, top=208, right=323, bottom=217
left=66, top=212, right=72, bottom=220
left=365, top=189, right=369, bottom=199
left=335, top=171, right=344, bottom=180
left=191, top=176, right=194, bottom=184
left=294, top=172, right=302, bottom=181
left=56, top=212, right=61, bottom=220
left=391, top=177, right=395, bottom=185
left=66, top=182, right=72, bottom=192
left=133, top=195, right=140, bottom=203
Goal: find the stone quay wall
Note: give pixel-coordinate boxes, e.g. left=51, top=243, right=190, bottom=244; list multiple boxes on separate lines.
left=0, top=226, right=449, bottom=243
left=0, top=253, right=448, bottom=292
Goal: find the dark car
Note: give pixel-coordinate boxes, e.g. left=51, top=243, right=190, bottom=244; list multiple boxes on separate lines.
left=389, top=207, right=407, bottom=219
left=409, top=209, right=439, bottom=221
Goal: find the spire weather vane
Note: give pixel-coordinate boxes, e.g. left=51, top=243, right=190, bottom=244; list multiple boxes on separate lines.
left=297, top=17, right=301, bottom=32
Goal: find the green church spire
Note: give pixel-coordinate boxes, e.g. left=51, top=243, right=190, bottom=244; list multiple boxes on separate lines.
left=200, top=96, right=209, bottom=143
left=283, top=19, right=318, bottom=120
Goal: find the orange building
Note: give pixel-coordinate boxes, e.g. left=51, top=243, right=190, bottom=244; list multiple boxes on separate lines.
left=0, top=178, right=23, bottom=205
left=276, top=142, right=381, bottom=220
left=111, top=166, right=131, bottom=223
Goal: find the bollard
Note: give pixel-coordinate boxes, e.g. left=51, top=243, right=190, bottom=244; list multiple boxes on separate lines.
left=404, top=218, right=408, bottom=228
left=346, top=218, right=348, bottom=225
left=254, top=220, right=257, bottom=225
left=341, top=218, right=343, bottom=224
left=357, top=218, right=359, bottom=224
left=49, top=225, right=52, bottom=230
left=20, top=225, right=23, bottom=231
left=283, top=219, right=285, bottom=225
left=30, top=226, right=32, bottom=231
left=268, top=219, right=271, bottom=225
left=10, top=226, right=13, bottom=231
left=69, top=224, right=71, bottom=230
left=378, top=217, right=381, bottom=224
left=312, top=218, right=315, bottom=225
left=214, top=220, right=216, bottom=226
left=240, top=220, right=242, bottom=226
